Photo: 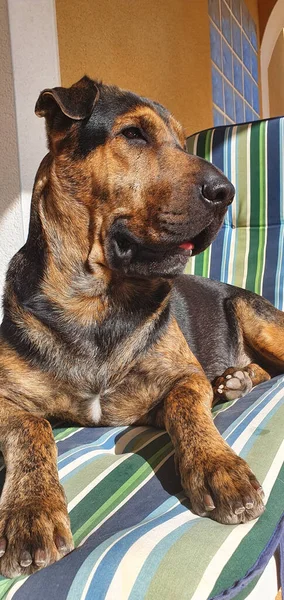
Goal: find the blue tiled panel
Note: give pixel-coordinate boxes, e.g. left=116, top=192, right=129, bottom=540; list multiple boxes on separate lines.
left=235, top=92, right=244, bottom=122
left=231, top=0, right=241, bottom=21
left=233, top=55, right=243, bottom=94
left=224, top=81, right=235, bottom=120
left=244, top=70, right=252, bottom=105
left=208, top=0, right=221, bottom=28
left=208, top=0, right=260, bottom=125
left=212, top=65, right=224, bottom=110
left=210, top=23, right=222, bottom=70
left=245, top=103, right=253, bottom=121
left=251, top=50, right=258, bottom=82
left=223, top=41, right=233, bottom=82
left=252, top=82, right=259, bottom=114
left=214, top=108, right=225, bottom=126
left=250, top=20, right=257, bottom=51
left=242, top=34, right=251, bottom=72
left=232, top=20, right=242, bottom=57
left=242, top=3, right=250, bottom=38
left=221, top=0, right=231, bottom=44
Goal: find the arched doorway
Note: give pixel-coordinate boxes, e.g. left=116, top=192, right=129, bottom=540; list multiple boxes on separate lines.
left=260, top=0, right=284, bottom=117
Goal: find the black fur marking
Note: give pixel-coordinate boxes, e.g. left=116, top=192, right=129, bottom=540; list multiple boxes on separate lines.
left=172, top=275, right=241, bottom=380
left=76, top=84, right=171, bottom=158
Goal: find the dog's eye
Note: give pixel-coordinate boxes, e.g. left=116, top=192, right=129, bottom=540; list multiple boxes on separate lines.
left=121, top=127, right=147, bottom=142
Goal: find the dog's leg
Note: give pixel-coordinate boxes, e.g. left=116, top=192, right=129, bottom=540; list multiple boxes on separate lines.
left=234, top=296, right=284, bottom=368
left=212, top=363, right=271, bottom=403
left=161, top=373, right=264, bottom=524
left=133, top=318, right=265, bottom=524
left=0, top=398, right=73, bottom=578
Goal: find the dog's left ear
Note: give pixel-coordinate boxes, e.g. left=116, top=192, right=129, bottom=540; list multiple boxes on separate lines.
left=35, top=75, right=99, bottom=121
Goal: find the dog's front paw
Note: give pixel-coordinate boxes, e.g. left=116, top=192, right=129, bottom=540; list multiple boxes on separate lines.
left=0, top=495, right=74, bottom=578
left=213, top=367, right=253, bottom=402
left=179, top=449, right=265, bottom=524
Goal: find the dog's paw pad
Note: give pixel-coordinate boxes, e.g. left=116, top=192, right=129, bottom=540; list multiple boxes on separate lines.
left=213, top=368, right=253, bottom=402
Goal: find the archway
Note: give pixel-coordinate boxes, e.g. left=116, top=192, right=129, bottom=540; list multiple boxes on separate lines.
left=260, top=0, right=284, bottom=117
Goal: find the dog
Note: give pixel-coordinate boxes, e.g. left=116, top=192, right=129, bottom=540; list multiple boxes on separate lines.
left=0, top=75, right=282, bottom=578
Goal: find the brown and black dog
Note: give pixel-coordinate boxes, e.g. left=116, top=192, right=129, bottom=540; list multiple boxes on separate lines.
left=0, top=76, right=283, bottom=577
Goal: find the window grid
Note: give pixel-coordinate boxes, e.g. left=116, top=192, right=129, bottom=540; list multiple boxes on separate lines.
left=208, top=0, right=260, bottom=126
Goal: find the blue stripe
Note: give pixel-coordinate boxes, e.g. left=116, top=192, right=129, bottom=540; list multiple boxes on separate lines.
left=224, top=377, right=284, bottom=445
left=213, top=376, right=284, bottom=436
left=275, top=118, right=284, bottom=310
left=84, top=504, right=189, bottom=600
left=129, top=520, right=197, bottom=600
left=262, top=119, right=281, bottom=305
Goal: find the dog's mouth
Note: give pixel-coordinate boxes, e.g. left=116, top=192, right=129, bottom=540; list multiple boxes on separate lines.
left=107, top=218, right=223, bottom=278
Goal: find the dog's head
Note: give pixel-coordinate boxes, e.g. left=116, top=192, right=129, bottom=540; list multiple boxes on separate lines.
left=35, top=76, right=234, bottom=279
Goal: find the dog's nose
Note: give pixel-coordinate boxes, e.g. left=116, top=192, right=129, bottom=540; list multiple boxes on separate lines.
left=202, top=172, right=235, bottom=205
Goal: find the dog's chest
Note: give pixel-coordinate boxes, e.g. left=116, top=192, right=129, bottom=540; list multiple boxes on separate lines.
left=89, top=393, right=102, bottom=424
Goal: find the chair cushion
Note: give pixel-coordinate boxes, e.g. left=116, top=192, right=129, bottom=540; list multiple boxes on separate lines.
left=186, top=117, right=284, bottom=310
left=1, top=376, right=283, bottom=599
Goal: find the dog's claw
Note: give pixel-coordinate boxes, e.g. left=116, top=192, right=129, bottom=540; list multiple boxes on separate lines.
left=234, top=505, right=246, bottom=515
left=20, top=551, right=32, bottom=568
left=34, top=549, right=48, bottom=566
left=204, top=494, right=215, bottom=511
left=55, top=535, right=69, bottom=553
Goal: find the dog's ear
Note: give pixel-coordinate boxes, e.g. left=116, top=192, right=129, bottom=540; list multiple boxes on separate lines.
left=35, top=75, right=99, bottom=122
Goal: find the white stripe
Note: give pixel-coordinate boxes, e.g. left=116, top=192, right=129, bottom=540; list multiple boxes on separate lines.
left=227, top=127, right=237, bottom=285
left=223, top=379, right=284, bottom=443
left=258, top=121, right=268, bottom=295
left=68, top=431, right=166, bottom=512
left=231, top=388, right=284, bottom=454
left=5, top=577, right=29, bottom=600
left=106, top=511, right=197, bottom=600
left=56, top=427, right=84, bottom=443
left=58, top=426, right=145, bottom=471
left=241, top=124, right=251, bottom=289
left=79, top=453, right=177, bottom=600
left=262, top=439, right=284, bottom=498
left=190, top=441, right=284, bottom=600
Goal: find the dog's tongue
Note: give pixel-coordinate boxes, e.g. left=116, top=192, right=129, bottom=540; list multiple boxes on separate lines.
left=179, top=242, right=194, bottom=251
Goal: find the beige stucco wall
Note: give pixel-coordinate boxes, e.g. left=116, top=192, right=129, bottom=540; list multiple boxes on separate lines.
left=246, top=0, right=260, bottom=27
left=55, top=0, right=213, bottom=136
left=268, top=28, right=284, bottom=117
left=0, top=0, right=23, bottom=305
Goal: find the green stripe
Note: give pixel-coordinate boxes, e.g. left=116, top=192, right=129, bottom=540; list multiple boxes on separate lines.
left=73, top=441, right=172, bottom=544
left=254, top=121, right=267, bottom=295
left=209, top=463, right=284, bottom=597
left=0, top=578, right=26, bottom=600
left=209, top=404, right=284, bottom=596
left=63, top=455, right=116, bottom=503
left=54, top=427, right=80, bottom=441
left=145, top=518, right=233, bottom=599
left=202, top=247, right=211, bottom=278
left=246, top=122, right=261, bottom=292
left=234, top=125, right=249, bottom=288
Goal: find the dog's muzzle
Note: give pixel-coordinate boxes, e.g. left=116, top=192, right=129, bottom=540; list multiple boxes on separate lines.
left=106, top=163, right=235, bottom=278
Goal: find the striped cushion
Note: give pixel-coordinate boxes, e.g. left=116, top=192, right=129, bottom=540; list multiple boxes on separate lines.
left=0, top=376, right=283, bottom=599
left=1, top=120, right=283, bottom=599
left=186, top=117, right=284, bottom=309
